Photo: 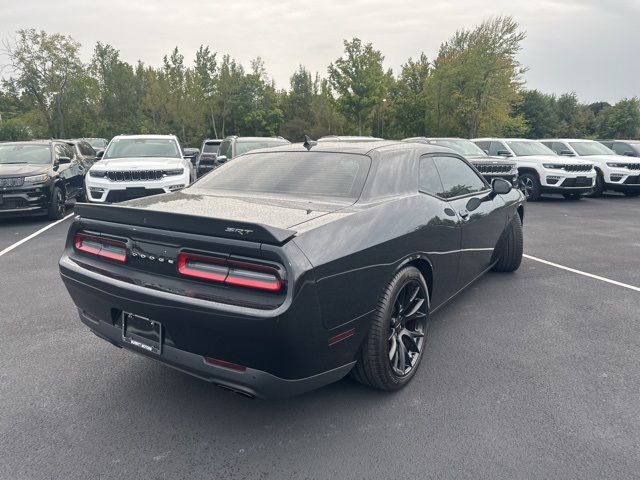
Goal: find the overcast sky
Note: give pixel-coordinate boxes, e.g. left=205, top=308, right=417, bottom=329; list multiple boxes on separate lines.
left=2, top=0, right=639, bottom=103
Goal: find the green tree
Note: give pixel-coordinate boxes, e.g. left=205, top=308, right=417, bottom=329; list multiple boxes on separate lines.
left=328, top=38, right=388, bottom=135
left=388, top=54, right=430, bottom=137
left=3, top=29, right=83, bottom=137
left=91, top=42, right=139, bottom=137
left=424, top=17, right=526, bottom=137
left=597, top=98, right=640, bottom=139
left=281, top=66, right=315, bottom=140
left=516, top=90, right=559, bottom=138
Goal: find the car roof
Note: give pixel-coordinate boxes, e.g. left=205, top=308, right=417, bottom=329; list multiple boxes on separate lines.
left=317, top=135, right=385, bottom=142
left=203, top=139, right=222, bottom=143
left=539, top=138, right=598, bottom=143
left=0, top=140, right=57, bottom=145
left=112, top=134, right=178, bottom=140
left=243, top=140, right=455, bottom=157
left=472, top=138, right=539, bottom=142
left=230, top=136, right=290, bottom=143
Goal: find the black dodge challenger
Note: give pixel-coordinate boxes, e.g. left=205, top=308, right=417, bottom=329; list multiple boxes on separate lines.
left=59, top=140, right=525, bottom=398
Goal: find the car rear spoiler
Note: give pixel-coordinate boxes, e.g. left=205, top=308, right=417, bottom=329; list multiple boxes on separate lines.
left=74, top=203, right=297, bottom=245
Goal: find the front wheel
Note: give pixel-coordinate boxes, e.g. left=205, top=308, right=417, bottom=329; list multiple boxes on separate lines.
left=585, top=173, right=604, bottom=198
left=351, top=266, right=429, bottom=391
left=492, top=214, right=523, bottom=273
left=518, top=173, right=542, bottom=201
left=47, top=186, right=66, bottom=220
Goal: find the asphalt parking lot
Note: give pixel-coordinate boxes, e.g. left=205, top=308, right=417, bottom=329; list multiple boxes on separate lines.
left=1, top=194, right=639, bottom=480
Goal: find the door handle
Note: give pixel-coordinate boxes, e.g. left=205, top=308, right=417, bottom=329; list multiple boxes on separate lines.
left=458, top=209, right=470, bottom=220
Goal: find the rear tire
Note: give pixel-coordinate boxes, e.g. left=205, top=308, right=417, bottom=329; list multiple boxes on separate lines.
left=518, top=173, right=542, bottom=201
left=492, top=214, right=523, bottom=273
left=47, top=186, right=65, bottom=220
left=351, top=266, right=429, bottom=391
left=586, top=172, right=604, bottom=198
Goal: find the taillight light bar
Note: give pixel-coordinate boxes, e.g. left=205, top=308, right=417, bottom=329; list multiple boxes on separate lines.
left=74, top=233, right=127, bottom=263
left=177, top=253, right=283, bottom=292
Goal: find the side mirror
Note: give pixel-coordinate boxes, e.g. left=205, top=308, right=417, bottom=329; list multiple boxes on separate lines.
left=216, top=155, right=228, bottom=164
left=560, top=150, right=575, bottom=156
left=96, top=150, right=104, bottom=159
left=496, top=150, right=512, bottom=157
left=57, top=156, right=71, bottom=164
left=492, top=178, right=512, bottom=195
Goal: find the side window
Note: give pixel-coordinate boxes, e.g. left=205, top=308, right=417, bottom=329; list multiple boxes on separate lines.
left=418, top=156, right=445, bottom=197
left=552, top=142, right=570, bottom=154
left=433, top=156, right=487, bottom=199
left=474, top=141, right=490, bottom=153
left=488, top=141, right=508, bottom=156
left=617, top=142, right=636, bottom=156
left=218, top=140, right=232, bottom=159
left=54, top=144, right=66, bottom=159
left=79, top=142, right=95, bottom=157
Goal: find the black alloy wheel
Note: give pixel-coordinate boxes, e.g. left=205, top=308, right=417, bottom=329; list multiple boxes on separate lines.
left=351, top=266, right=430, bottom=391
left=388, top=280, right=428, bottom=376
left=47, top=186, right=65, bottom=220
left=517, top=173, right=541, bottom=201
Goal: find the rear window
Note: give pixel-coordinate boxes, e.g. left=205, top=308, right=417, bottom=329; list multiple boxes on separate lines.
left=202, top=143, right=220, bottom=154
left=236, top=140, right=289, bottom=156
left=197, top=152, right=371, bottom=201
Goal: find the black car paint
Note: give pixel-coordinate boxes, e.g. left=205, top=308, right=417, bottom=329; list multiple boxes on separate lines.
left=59, top=141, right=525, bottom=398
left=0, top=141, right=86, bottom=216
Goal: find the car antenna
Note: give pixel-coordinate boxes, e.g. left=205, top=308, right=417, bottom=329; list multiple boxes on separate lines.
left=303, top=135, right=317, bottom=151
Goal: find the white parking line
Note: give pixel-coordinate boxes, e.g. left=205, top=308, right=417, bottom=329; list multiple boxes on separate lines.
left=524, top=254, right=640, bottom=293
left=0, top=213, right=74, bottom=259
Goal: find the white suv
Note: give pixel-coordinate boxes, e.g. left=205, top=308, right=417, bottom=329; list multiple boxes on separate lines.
left=472, top=138, right=596, bottom=201
left=540, top=139, right=640, bottom=197
left=86, top=135, right=194, bottom=203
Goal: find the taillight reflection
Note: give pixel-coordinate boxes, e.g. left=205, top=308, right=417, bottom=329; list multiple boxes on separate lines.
left=74, top=233, right=127, bottom=263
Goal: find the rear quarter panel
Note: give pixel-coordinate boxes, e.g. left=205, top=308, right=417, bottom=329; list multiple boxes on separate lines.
left=293, top=194, right=461, bottom=330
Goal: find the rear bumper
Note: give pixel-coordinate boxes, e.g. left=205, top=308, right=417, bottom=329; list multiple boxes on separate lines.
left=59, top=254, right=363, bottom=398
left=81, top=310, right=354, bottom=399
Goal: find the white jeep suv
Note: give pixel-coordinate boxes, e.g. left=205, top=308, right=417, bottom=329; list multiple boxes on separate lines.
left=472, top=138, right=596, bottom=201
left=86, top=135, right=194, bottom=203
left=540, top=139, right=640, bottom=197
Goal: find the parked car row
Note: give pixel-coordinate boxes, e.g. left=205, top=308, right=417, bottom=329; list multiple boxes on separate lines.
left=0, top=134, right=294, bottom=217
left=2, top=132, right=639, bottom=220
left=470, top=138, right=640, bottom=200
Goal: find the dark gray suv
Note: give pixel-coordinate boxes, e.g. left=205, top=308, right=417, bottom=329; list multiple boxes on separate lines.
left=217, top=136, right=290, bottom=162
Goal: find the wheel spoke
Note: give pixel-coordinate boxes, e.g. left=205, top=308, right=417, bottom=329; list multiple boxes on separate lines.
left=403, top=298, right=425, bottom=321
left=402, top=330, right=421, bottom=353
left=387, top=279, right=429, bottom=377
left=396, top=340, right=407, bottom=372
left=389, top=335, right=397, bottom=361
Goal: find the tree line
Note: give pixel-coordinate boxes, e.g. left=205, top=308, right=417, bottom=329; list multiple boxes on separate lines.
left=1, top=17, right=638, bottom=147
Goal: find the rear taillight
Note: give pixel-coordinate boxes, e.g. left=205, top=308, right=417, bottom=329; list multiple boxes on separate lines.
left=74, top=233, right=127, bottom=263
left=177, top=253, right=283, bottom=292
